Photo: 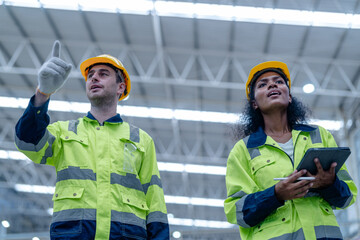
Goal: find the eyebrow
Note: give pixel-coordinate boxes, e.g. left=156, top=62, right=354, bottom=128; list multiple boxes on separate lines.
left=258, top=75, right=282, bottom=82
left=88, top=68, right=111, bottom=75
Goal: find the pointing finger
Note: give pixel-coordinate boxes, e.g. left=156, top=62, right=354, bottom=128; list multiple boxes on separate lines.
left=52, top=40, right=60, bottom=58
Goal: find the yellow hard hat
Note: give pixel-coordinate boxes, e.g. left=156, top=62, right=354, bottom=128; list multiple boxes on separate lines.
left=246, top=61, right=291, bottom=99
left=80, top=54, right=131, bottom=101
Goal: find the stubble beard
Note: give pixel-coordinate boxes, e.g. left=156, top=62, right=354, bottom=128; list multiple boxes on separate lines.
left=88, top=92, right=118, bottom=108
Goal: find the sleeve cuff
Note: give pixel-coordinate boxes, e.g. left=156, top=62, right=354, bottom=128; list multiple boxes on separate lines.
left=243, top=185, right=284, bottom=226
left=317, top=176, right=342, bottom=198
left=29, top=94, right=50, bottom=115
left=15, top=95, right=51, bottom=144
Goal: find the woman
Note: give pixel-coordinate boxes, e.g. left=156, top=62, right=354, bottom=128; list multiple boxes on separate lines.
left=224, top=61, right=357, bottom=240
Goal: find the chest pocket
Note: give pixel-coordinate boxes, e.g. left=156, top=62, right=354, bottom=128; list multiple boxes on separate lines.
left=58, top=133, right=89, bottom=169
left=250, top=156, right=275, bottom=175
left=120, top=139, right=145, bottom=174
left=60, top=133, right=88, bottom=145
left=250, top=155, right=279, bottom=189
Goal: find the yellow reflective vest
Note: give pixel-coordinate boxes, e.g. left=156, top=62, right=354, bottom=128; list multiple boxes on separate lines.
left=224, top=124, right=357, bottom=240
left=15, top=98, right=169, bottom=239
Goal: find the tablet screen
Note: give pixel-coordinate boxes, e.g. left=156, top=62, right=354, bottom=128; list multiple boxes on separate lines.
left=296, top=147, right=351, bottom=175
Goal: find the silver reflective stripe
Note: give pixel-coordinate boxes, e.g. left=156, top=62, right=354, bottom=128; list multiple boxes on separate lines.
left=146, top=211, right=168, bottom=225
left=129, top=124, right=140, bottom=143
left=243, top=136, right=250, bottom=146
left=235, top=195, right=250, bottom=228
left=15, top=129, right=51, bottom=152
left=269, top=228, right=305, bottom=240
left=248, top=148, right=261, bottom=160
left=243, top=136, right=261, bottom=160
left=309, top=127, right=322, bottom=144
left=315, top=225, right=343, bottom=239
left=40, top=132, right=56, bottom=164
left=111, top=210, right=146, bottom=229
left=56, top=166, right=96, bottom=182
left=337, top=169, right=354, bottom=208
left=340, top=194, right=353, bottom=209
left=338, top=169, right=353, bottom=181
left=111, top=173, right=143, bottom=192
left=68, top=120, right=79, bottom=134
left=229, top=190, right=246, bottom=199
left=52, top=208, right=96, bottom=223
left=304, top=191, right=321, bottom=198
left=142, top=175, right=163, bottom=194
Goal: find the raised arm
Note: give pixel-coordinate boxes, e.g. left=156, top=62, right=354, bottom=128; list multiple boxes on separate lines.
left=15, top=40, right=72, bottom=150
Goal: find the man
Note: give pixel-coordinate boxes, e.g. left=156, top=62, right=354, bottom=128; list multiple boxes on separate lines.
left=15, top=41, right=169, bottom=239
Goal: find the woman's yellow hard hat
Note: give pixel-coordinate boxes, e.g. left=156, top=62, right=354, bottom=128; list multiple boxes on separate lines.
left=246, top=61, right=291, bottom=99
left=80, top=54, right=131, bottom=101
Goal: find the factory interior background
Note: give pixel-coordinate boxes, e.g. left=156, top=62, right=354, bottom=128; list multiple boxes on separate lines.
left=1, top=0, right=360, bottom=239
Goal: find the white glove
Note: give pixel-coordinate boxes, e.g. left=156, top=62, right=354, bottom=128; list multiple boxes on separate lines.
left=37, top=40, right=72, bottom=95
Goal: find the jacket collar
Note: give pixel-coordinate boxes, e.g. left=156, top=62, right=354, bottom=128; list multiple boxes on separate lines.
left=85, top=112, right=123, bottom=123
left=246, top=124, right=317, bottom=148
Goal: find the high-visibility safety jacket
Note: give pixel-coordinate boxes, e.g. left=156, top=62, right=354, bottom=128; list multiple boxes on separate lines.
left=15, top=96, right=169, bottom=240
left=224, top=124, right=357, bottom=240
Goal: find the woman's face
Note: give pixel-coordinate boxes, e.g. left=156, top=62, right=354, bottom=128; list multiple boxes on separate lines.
left=252, top=71, right=291, bottom=114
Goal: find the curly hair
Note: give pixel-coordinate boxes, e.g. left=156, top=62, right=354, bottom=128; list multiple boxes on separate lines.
left=233, top=96, right=311, bottom=140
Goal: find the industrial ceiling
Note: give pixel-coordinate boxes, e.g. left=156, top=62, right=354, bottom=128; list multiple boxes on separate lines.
left=1, top=0, right=360, bottom=239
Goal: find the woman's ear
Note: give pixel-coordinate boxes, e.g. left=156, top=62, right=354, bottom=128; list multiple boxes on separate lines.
left=289, top=93, right=292, bottom=104
left=252, top=100, right=258, bottom=110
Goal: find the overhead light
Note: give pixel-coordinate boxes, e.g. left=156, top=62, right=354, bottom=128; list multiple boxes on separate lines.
left=2, top=0, right=360, bottom=29
left=309, top=119, right=343, bottom=131
left=169, top=217, right=233, bottom=228
left=0, top=96, right=343, bottom=130
left=303, top=83, right=315, bottom=93
left=165, top=195, right=223, bottom=207
left=172, top=231, right=181, bottom=238
left=14, top=184, right=55, bottom=194
left=0, top=96, right=238, bottom=123
left=158, top=162, right=226, bottom=175
left=1, top=220, right=10, bottom=228
left=47, top=208, right=53, bottom=216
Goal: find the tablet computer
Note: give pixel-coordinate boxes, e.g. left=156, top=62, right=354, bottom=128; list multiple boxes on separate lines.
left=296, top=147, right=351, bottom=175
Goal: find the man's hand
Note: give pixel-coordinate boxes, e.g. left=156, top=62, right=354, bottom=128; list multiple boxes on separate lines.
left=306, top=158, right=336, bottom=189
left=275, top=170, right=314, bottom=201
left=37, top=40, right=72, bottom=95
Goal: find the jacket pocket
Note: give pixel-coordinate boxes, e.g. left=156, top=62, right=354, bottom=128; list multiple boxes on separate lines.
left=52, top=186, right=85, bottom=201
left=58, top=134, right=90, bottom=169
left=60, top=133, right=88, bottom=146
left=122, top=193, right=149, bottom=211
left=253, top=205, right=290, bottom=235
left=319, top=200, right=335, bottom=216
left=120, top=191, right=149, bottom=222
left=250, top=155, right=275, bottom=175
left=119, top=139, right=145, bottom=174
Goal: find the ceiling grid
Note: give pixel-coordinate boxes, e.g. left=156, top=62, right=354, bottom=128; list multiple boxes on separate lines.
left=1, top=0, right=360, bottom=239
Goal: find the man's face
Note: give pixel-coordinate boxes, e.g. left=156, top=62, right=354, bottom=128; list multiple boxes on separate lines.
left=85, top=64, right=125, bottom=103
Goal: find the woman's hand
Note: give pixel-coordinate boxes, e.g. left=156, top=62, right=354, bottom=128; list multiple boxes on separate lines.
left=275, top=170, right=314, bottom=201
left=306, top=158, right=337, bottom=189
